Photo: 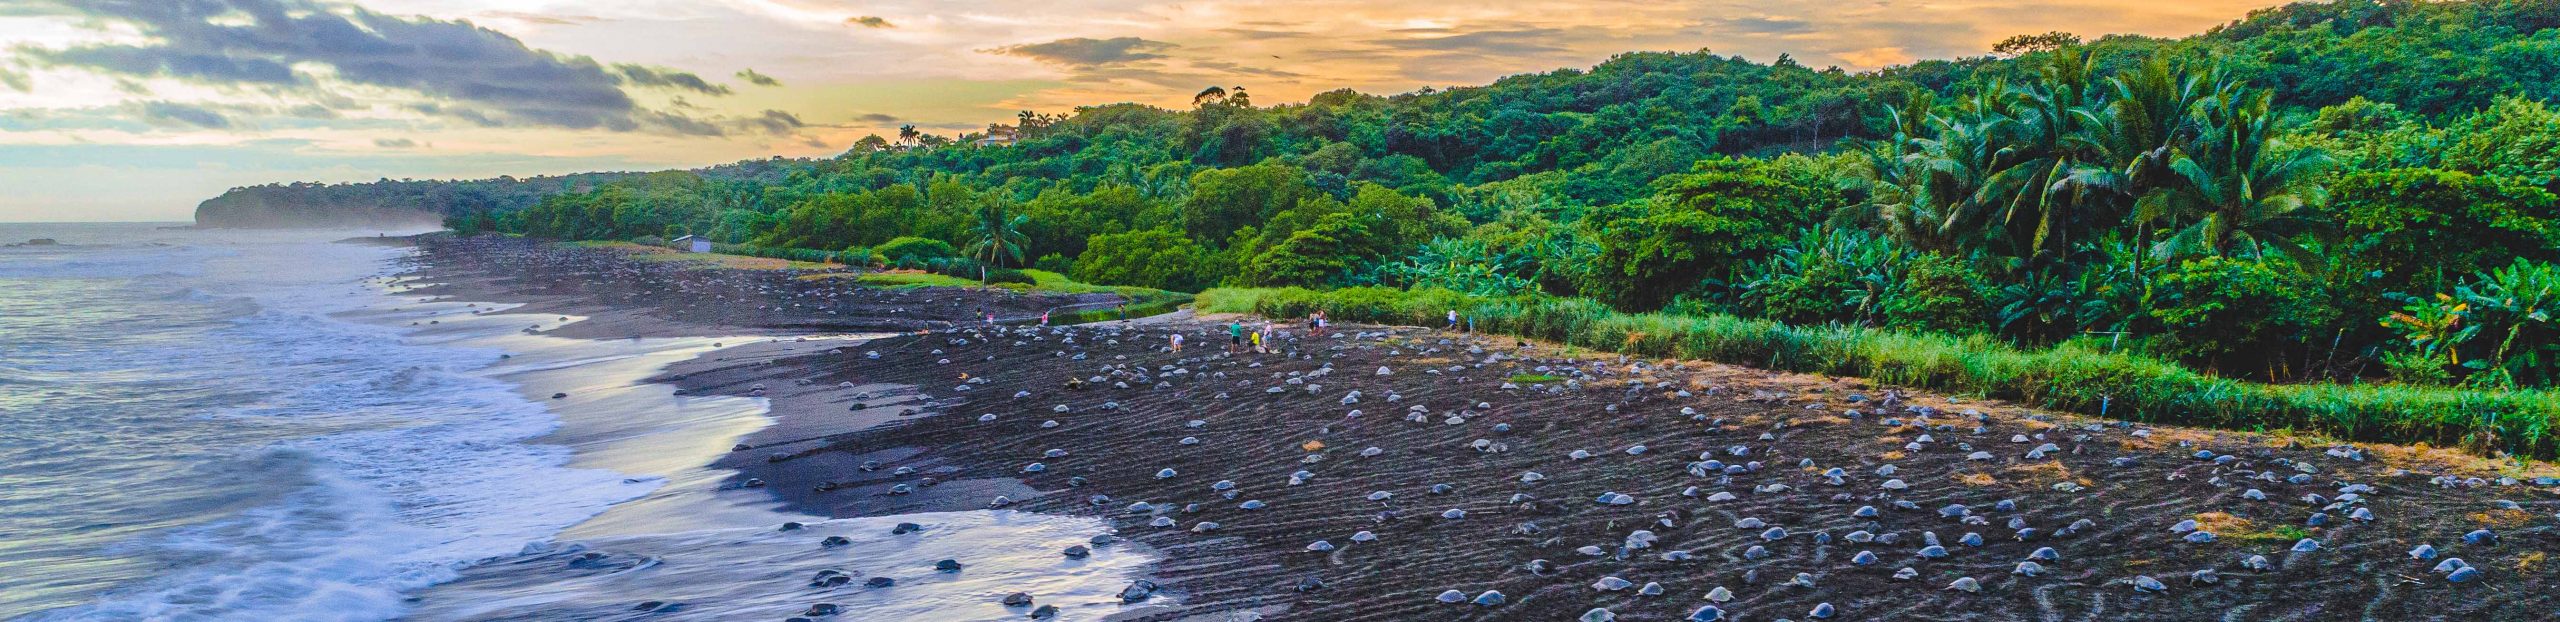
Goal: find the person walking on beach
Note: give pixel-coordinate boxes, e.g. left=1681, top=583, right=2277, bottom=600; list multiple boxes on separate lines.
left=1170, top=331, right=1184, bottom=353
left=1040, top=310, right=1050, bottom=326
left=1446, top=309, right=1459, bottom=331
left=1228, top=320, right=1246, bottom=353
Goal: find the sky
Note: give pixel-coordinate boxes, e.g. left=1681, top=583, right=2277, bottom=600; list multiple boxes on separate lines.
left=0, top=0, right=2289, bottom=222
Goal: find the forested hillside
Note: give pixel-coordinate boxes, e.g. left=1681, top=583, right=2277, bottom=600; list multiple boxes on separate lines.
left=278, top=0, right=2560, bottom=390
left=190, top=160, right=801, bottom=228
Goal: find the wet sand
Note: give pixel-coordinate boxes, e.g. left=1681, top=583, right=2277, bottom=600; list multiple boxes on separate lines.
left=409, top=235, right=2560, bottom=621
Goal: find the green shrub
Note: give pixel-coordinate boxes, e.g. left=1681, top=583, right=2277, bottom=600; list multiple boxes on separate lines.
left=1738, top=228, right=1988, bottom=334
left=982, top=268, right=1037, bottom=286
left=1032, top=253, right=1074, bottom=274
left=1075, top=229, right=1223, bottom=292
left=875, top=236, right=957, bottom=262
left=2148, top=257, right=2336, bottom=370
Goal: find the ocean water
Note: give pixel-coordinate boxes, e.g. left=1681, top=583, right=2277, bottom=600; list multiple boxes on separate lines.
left=0, top=223, right=1154, bottom=622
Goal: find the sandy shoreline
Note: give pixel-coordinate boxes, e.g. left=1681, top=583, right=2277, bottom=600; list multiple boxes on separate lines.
left=404, top=234, right=2560, bottom=621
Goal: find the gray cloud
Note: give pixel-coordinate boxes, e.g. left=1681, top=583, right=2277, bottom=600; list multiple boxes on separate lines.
left=736, top=68, right=782, bottom=87
left=373, top=137, right=417, bottom=148
left=1710, top=16, right=1817, bottom=36
left=853, top=112, right=897, bottom=123
left=847, top=16, right=893, bottom=28
left=1, top=67, right=30, bottom=92
left=1376, top=28, right=1572, bottom=55
left=15, top=0, right=742, bottom=136
left=737, top=109, right=803, bottom=135
left=134, top=101, right=231, bottom=129
left=615, top=64, right=731, bottom=95
left=989, top=37, right=1177, bottom=67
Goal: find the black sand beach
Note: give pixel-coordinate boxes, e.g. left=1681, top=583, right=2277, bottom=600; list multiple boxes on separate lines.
left=407, top=234, right=2560, bottom=621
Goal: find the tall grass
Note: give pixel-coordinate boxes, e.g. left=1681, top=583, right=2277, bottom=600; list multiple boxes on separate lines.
left=1200, top=286, right=2560, bottom=460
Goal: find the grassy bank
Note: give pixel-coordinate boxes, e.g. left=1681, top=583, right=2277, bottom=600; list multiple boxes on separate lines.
left=1200, top=286, right=2560, bottom=461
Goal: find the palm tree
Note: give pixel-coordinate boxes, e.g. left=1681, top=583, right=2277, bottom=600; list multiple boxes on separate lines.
left=964, top=201, right=1031, bottom=283
left=2145, top=86, right=2334, bottom=264
left=2073, top=57, right=2213, bottom=274
left=1909, top=97, right=2012, bottom=258
left=1976, top=51, right=2108, bottom=264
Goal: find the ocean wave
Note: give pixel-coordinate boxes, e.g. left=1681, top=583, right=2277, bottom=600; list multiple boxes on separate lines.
left=11, top=232, right=656, bottom=621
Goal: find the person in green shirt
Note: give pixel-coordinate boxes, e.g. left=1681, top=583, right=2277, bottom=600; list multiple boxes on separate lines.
left=1228, top=320, right=1246, bottom=353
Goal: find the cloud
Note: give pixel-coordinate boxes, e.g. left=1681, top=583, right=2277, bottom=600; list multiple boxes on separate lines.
left=847, top=15, right=893, bottom=28
left=737, top=109, right=804, bottom=135
left=988, top=37, right=1178, bottom=67
left=615, top=64, right=731, bottom=95
left=15, top=0, right=742, bottom=135
left=1375, top=28, right=1571, bottom=56
left=373, top=137, right=417, bottom=148
left=0, top=67, right=29, bottom=92
left=1709, top=16, right=1818, bottom=36
left=736, top=68, right=782, bottom=87
left=853, top=112, right=897, bottom=123
left=30, top=44, right=297, bottom=85
left=133, top=101, right=231, bottom=129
